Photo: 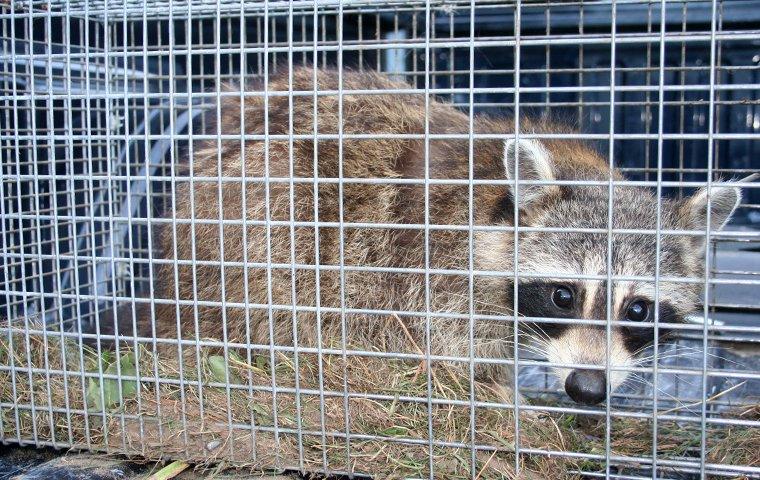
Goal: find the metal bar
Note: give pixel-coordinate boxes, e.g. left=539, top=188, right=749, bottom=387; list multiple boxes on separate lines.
left=511, top=0, right=522, bottom=474
left=238, top=0, right=257, bottom=464
left=422, top=2, right=434, bottom=478
left=5, top=80, right=760, bottom=101
left=286, top=4, right=306, bottom=469
left=185, top=0, right=209, bottom=460
left=5, top=356, right=760, bottom=396
left=120, top=0, right=146, bottom=456
left=467, top=1, right=477, bottom=476
left=261, top=0, right=282, bottom=467
left=211, top=0, right=235, bottom=460
left=650, top=0, right=666, bottom=475
left=311, top=4, right=329, bottom=473
left=336, top=2, right=353, bottom=474
left=3, top=29, right=760, bottom=57
left=604, top=2, right=618, bottom=476
left=699, top=1, right=719, bottom=476
left=26, top=0, right=59, bottom=446
left=0, top=0, right=23, bottom=445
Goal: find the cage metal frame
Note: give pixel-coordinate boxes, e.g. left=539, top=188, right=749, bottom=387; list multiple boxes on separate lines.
left=1, top=0, right=759, bottom=479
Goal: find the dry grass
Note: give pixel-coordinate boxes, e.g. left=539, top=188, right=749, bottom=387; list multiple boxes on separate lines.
left=1, top=323, right=758, bottom=479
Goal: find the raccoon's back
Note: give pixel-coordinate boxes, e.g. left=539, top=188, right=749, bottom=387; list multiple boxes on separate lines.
left=154, top=68, right=509, bottom=354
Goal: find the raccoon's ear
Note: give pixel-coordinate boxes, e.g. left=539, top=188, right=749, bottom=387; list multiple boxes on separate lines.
left=676, top=181, right=743, bottom=236
left=503, top=138, right=558, bottom=208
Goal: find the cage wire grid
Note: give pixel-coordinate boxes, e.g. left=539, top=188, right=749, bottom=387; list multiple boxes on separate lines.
left=1, top=0, right=760, bottom=478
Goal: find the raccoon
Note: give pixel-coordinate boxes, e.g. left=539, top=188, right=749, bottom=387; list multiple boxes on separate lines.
left=148, top=67, right=742, bottom=405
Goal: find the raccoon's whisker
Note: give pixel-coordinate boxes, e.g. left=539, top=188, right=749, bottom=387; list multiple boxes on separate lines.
left=617, top=370, right=661, bottom=393
left=517, top=320, right=553, bottom=346
left=518, top=336, right=552, bottom=355
left=517, top=343, right=550, bottom=356
left=514, top=349, right=550, bottom=360
left=654, top=345, right=746, bottom=368
left=628, top=374, right=692, bottom=405
left=511, top=338, right=551, bottom=357
left=620, top=373, right=691, bottom=409
left=624, top=370, right=700, bottom=390
left=633, top=353, right=702, bottom=364
left=630, top=343, right=656, bottom=358
left=631, top=348, right=745, bottom=369
left=630, top=341, right=705, bottom=359
left=636, top=343, right=731, bottom=357
left=464, top=337, right=550, bottom=359
left=512, top=344, right=543, bottom=353
left=518, top=328, right=551, bottom=346
left=630, top=352, right=697, bottom=365
left=632, top=343, right=706, bottom=359
left=620, top=373, right=654, bottom=388
left=520, top=331, right=549, bottom=345
left=451, top=293, right=558, bottom=350
left=664, top=374, right=699, bottom=389
left=439, top=293, right=567, bottom=362
left=617, top=377, right=645, bottom=394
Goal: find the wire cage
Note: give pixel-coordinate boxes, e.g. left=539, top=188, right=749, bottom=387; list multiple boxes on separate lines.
left=1, top=0, right=759, bottom=478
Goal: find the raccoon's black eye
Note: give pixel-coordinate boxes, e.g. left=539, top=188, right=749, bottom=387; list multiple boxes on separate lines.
left=625, top=300, right=650, bottom=322
left=552, top=286, right=573, bottom=310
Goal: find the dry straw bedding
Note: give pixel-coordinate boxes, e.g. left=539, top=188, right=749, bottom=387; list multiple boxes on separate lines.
left=0, top=324, right=757, bottom=479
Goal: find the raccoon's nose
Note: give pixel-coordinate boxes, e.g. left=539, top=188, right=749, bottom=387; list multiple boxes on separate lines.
left=565, top=369, right=606, bottom=405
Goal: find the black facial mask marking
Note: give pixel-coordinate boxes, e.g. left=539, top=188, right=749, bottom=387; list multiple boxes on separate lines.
left=516, top=281, right=580, bottom=339
left=621, top=302, right=678, bottom=353
left=516, top=281, right=678, bottom=353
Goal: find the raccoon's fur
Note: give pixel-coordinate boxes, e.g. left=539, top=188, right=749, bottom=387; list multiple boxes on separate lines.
left=150, top=67, right=742, bottom=404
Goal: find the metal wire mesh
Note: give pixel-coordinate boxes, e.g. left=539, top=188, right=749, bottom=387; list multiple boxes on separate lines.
left=1, top=1, right=759, bottom=478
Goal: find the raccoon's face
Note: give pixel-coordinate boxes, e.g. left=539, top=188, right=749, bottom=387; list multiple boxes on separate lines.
left=478, top=138, right=743, bottom=405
